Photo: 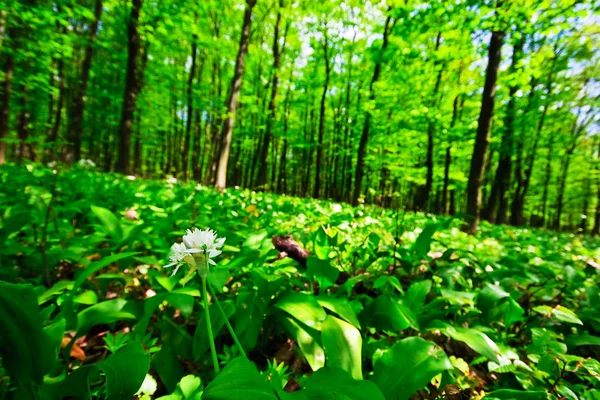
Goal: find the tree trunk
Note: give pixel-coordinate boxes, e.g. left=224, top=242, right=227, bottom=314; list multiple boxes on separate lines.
left=277, top=79, right=292, bottom=194
left=483, top=38, right=523, bottom=223
left=0, top=30, right=15, bottom=165
left=67, top=0, right=102, bottom=163
left=351, top=10, right=393, bottom=206
left=313, top=25, right=330, bottom=199
left=416, top=32, right=443, bottom=211
left=464, top=29, right=504, bottom=234
left=592, top=143, right=600, bottom=236
left=256, top=2, right=285, bottom=190
left=116, top=0, right=143, bottom=175
left=182, top=34, right=198, bottom=180
left=540, top=137, right=554, bottom=227
left=215, top=0, right=257, bottom=191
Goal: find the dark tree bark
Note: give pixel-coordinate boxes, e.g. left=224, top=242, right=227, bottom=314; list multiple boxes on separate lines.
left=540, top=136, right=554, bottom=227
left=16, top=84, right=34, bottom=161
left=313, top=24, right=331, bottom=199
left=182, top=34, right=198, bottom=180
left=0, top=28, right=16, bottom=165
left=352, top=9, right=393, bottom=206
left=277, top=79, right=292, bottom=194
left=483, top=38, right=523, bottom=223
left=116, top=0, right=144, bottom=175
left=256, top=2, right=286, bottom=189
left=215, top=0, right=257, bottom=190
left=464, top=29, right=504, bottom=234
left=66, top=0, right=102, bottom=163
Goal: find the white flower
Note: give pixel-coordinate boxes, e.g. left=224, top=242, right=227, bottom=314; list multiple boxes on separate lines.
left=164, top=242, right=191, bottom=276
left=182, top=228, right=226, bottom=264
left=164, top=228, right=226, bottom=280
left=166, top=176, right=178, bottom=185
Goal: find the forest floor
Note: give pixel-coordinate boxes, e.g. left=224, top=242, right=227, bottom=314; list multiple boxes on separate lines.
left=1, top=163, right=600, bottom=400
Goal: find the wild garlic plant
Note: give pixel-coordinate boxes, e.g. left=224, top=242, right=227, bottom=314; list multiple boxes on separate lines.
left=164, top=228, right=245, bottom=375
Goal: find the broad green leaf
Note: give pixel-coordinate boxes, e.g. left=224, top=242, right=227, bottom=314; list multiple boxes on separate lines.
left=0, top=282, right=56, bottom=385
left=285, top=367, right=385, bottom=400
left=307, top=257, right=339, bottom=291
left=533, top=305, right=583, bottom=325
left=73, top=251, right=139, bottom=290
left=76, top=298, right=141, bottom=336
left=234, top=290, right=269, bottom=350
left=201, top=357, right=277, bottom=400
left=372, top=337, right=452, bottom=400
left=321, top=315, right=362, bottom=380
left=363, top=295, right=410, bottom=332
left=91, top=205, right=124, bottom=243
left=316, top=296, right=361, bottom=328
left=404, top=280, right=432, bottom=310
left=273, top=292, right=327, bottom=329
left=440, top=325, right=500, bottom=363
left=314, top=226, right=330, bottom=260
left=153, top=341, right=185, bottom=393
left=277, top=313, right=325, bottom=372
left=482, top=389, right=549, bottom=399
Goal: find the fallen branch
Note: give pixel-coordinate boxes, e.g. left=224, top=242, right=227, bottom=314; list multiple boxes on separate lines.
left=272, top=235, right=309, bottom=267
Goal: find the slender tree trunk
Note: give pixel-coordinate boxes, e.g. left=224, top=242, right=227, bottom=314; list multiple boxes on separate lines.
left=313, top=25, right=331, bottom=198
left=417, top=32, right=443, bottom=211
left=192, top=56, right=205, bottom=181
left=483, top=38, right=523, bottom=223
left=464, top=29, right=504, bottom=234
left=592, top=143, right=600, bottom=236
left=215, top=0, right=257, bottom=190
left=116, top=0, right=143, bottom=175
left=540, top=137, right=554, bottom=227
left=277, top=80, right=291, bottom=194
left=182, top=35, right=198, bottom=180
left=555, top=142, right=576, bottom=231
left=511, top=58, right=556, bottom=225
left=17, top=84, right=34, bottom=161
left=0, top=31, right=15, bottom=165
left=256, top=2, right=285, bottom=189
left=352, top=10, right=393, bottom=206
left=67, top=0, right=102, bottom=163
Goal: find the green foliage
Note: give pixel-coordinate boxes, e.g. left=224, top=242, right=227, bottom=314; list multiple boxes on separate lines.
left=1, top=166, right=600, bottom=399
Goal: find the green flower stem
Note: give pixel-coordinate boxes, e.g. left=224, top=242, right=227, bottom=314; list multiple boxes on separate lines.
left=207, top=283, right=247, bottom=358
left=202, top=276, right=220, bottom=375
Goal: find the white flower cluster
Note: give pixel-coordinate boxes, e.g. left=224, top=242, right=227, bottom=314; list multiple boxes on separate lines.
left=77, top=159, right=96, bottom=169
left=164, top=228, right=226, bottom=278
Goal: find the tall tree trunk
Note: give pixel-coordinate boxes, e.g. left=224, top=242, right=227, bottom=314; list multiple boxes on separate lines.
left=182, top=34, right=198, bottom=180
left=540, top=136, right=554, bottom=227
left=351, top=9, right=393, bottom=206
left=511, top=57, right=556, bottom=225
left=17, top=84, right=34, bottom=161
left=555, top=141, right=576, bottom=231
left=464, top=29, right=504, bottom=234
left=215, top=0, right=257, bottom=190
left=192, top=56, right=205, bottom=181
left=313, top=25, right=331, bottom=198
left=592, top=143, right=600, bottom=236
left=116, top=0, right=143, bottom=175
left=67, top=0, right=102, bottom=163
left=483, top=38, right=523, bottom=223
left=0, top=29, right=15, bottom=165
left=417, top=32, right=443, bottom=211
left=256, top=2, right=285, bottom=189
left=277, top=79, right=291, bottom=194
